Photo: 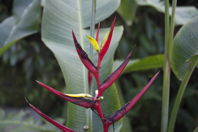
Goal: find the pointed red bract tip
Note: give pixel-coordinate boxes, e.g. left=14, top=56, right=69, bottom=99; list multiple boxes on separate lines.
left=99, top=51, right=132, bottom=95
left=72, top=32, right=98, bottom=75
left=105, top=72, right=160, bottom=125
left=36, top=81, right=96, bottom=108
left=98, top=16, right=116, bottom=67
left=26, top=99, right=74, bottom=132
left=96, top=23, right=100, bottom=42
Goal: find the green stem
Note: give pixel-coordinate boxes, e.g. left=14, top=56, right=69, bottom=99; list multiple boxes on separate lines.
left=86, top=1, right=96, bottom=132
left=162, top=0, right=177, bottom=131
left=161, top=0, right=170, bottom=132
left=169, top=0, right=177, bottom=51
left=90, top=0, right=96, bottom=57
left=168, top=59, right=198, bottom=132
left=85, top=109, right=93, bottom=132
left=161, top=61, right=170, bottom=132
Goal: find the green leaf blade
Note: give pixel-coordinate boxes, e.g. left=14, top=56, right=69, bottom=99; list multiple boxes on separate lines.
left=136, top=0, right=198, bottom=25
left=113, top=54, right=164, bottom=73
left=0, top=0, right=41, bottom=55
left=171, top=17, right=198, bottom=80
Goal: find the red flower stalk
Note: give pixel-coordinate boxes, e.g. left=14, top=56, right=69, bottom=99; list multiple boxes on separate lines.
left=26, top=99, right=75, bottom=132
left=28, top=17, right=159, bottom=132
left=88, top=71, right=93, bottom=88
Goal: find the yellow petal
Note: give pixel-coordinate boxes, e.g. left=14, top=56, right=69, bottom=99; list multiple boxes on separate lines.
left=65, top=93, right=93, bottom=98
left=86, top=35, right=100, bottom=52
left=100, top=31, right=110, bottom=49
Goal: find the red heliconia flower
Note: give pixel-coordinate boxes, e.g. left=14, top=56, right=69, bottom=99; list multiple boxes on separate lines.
left=28, top=16, right=160, bottom=132
left=73, top=17, right=116, bottom=88
left=26, top=99, right=75, bottom=132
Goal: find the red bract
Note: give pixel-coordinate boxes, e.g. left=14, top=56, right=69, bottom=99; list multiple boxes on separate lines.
left=99, top=51, right=132, bottom=96
left=26, top=99, right=75, bottom=132
left=98, top=17, right=116, bottom=67
left=88, top=71, right=93, bottom=88
left=28, top=17, right=159, bottom=132
left=103, top=72, right=160, bottom=130
left=96, top=23, right=100, bottom=43
left=72, top=31, right=98, bottom=76
left=36, top=81, right=96, bottom=108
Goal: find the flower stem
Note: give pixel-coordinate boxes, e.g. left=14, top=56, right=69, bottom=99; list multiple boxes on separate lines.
left=90, top=0, right=96, bottom=57
left=86, top=0, right=96, bottom=131
left=161, top=0, right=178, bottom=131
left=168, top=58, right=198, bottom=132
left=161, top=0, right=170, bottom=132
left=103, top=124, right=110, bottom=132
left=169, top=0, right=177, bottom=46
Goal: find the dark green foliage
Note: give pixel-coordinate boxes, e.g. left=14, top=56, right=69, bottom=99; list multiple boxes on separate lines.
left=115, top=0, right=198, bottom=131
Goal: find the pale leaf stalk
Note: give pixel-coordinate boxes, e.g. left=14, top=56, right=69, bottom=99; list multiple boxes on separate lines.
left=168, top=59, right=198, bottom=132
left=162, top=0, right=178, bottom=131
left=161, top=0, right=170, bottom=131
left=90, top=0, right=97, bottom=57
left=87, top=0, right=96, bottom=131
left=169, top=0, right=177, bottom=51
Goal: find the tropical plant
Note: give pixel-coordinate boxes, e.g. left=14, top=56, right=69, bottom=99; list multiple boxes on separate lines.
left=27, top=18, right=159, bottom=132
left=0, top=0, right=198, bottom=132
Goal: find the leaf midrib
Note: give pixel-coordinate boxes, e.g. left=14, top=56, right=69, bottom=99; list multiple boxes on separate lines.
left=77, top=0, right=88, bottom=94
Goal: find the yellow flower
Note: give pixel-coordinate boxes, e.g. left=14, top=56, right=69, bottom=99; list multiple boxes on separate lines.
left=65, top=93, right=93, bottom=98
left=86, top=31, right=110, bottom=52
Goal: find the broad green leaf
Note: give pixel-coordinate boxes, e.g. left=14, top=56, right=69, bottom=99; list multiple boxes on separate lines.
left=113, top=54, right=164, bottom=73
left=171, top=17, right=198, bottom=80
left=136, top=0, right=198, bottom=25
left=0, top=0, right=41, bottom=56
left=42, top=0, right=123, bottom=131
left=117, top=0, right=137, bottom=25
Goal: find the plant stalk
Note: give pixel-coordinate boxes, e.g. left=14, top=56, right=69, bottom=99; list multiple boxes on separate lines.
left=169, top=0, right=177, bottom=50
left=161, top=0, right=178, bottom=130
left=90, top=0, right=96, bottom=57
left=168, top=58, right=198, bottom=132
left=161, top=0, right=170, bottom=132
left=86, top=0, right=96, bottom=131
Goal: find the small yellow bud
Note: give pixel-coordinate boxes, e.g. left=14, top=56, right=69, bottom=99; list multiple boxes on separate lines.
left=86, top=35, right=100, bottom=52
left=65, top=93, right=93, bottom=98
